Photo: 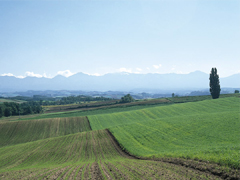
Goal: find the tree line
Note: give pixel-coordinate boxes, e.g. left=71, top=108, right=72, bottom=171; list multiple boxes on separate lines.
left=0, top=101, right=43, bottom=118
left=4, top=95, right=113, bottom=106
left=57, top=96, right=112, bottom=105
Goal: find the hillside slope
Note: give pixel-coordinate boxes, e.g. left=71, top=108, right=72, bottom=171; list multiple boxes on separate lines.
left=89, top=97, right=239, bottom=130
left=89, top=97, right=240, bottom=168
left=0, top=116, right=91, bottom=147
left=0, top=130, right=226, bottom=180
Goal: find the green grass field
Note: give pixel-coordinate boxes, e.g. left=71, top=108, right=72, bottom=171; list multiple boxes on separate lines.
left=0, top=130, right=224, bottom=180
left=0, top=116, right=91, bottom=147
left=13, top=103, right=170, bottom=122
left=0, top=130, right=122, bottom=171
left=0, top=95, right=239, bottom=179
left=89, top=97, right=239, bottom=130
left=89, top=97, right=240, bottom=168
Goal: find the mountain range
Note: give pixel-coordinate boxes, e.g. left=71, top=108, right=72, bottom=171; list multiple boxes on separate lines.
left=0, top=71, right=239, bottom=93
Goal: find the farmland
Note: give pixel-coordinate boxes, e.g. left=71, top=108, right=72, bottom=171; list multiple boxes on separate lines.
left=0, top=95, right=239, bottom=179
left=88, top=97, right=240, bottom=168
left=0, top=116, right=91, bottom=147
left=0, top=98, right=26, bottom=104
left=0, top=130, right=228, bottom=179
left=89, top=97, right=239, bottom=130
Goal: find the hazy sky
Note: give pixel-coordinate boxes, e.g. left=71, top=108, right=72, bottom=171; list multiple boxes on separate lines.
left=0, top=0, right=239, bottom=78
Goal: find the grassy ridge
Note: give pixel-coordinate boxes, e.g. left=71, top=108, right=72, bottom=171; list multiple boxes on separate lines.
left=0, top=116, right=91, bottom=147
left=89, top=97, right=240, bottom=168
left=89, top=97, right=239, bottom=130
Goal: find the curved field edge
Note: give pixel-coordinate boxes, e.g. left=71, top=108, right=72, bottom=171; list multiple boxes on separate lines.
left=0, top=116, right=91, bottom=147
left=107, top=111, right=240, bottom=169
left=106, top=129, right=240, bottom=180
left=88, top=97, right=240, bottom=169
left=0, top=129, right=238, bottom=180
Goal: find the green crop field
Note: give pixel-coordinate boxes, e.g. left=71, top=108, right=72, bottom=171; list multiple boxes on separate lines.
left=0, top=130, right=224, bottom=179
left=14, top=103, right=169, bottom=122
left=0, top=95, right=239, bottom=179
left=0, top=116, right=91, bottom=147
left=89, top=97, right=239, bottom=130
left=89, top=97, right=240, bottom=168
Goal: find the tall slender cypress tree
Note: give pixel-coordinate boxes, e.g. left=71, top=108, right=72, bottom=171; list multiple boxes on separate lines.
left=209, top=68, right=221, bottom=99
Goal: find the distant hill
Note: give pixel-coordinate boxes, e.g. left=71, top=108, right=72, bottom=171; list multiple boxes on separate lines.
left=0, top=71, right=239, bottom=92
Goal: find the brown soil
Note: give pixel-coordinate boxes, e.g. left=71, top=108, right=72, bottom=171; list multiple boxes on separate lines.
left=100, top=161, right=113, bottom=180
left=45, top=166, right=70, bottom=179
left=90, top=162, right=104, bottom=180
left=105, top=161, right=130, bottom=180
left=67, top=165, right=81, bottom=180
left=83, top=163, right=90, bottom=180
left=74, top=164, right=86, bottom=179
left=159, top=157, right=240, bottom=180
left=86, top=116, right=92, bottom=130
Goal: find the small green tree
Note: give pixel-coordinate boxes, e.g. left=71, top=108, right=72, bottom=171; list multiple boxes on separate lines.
left=4, top=107, right=12, bottom=117
left=234, top=90, right=239, bottom=93
left=120, top=94, right=134, bottom=103
left=209, top=67, right=221, bottom=99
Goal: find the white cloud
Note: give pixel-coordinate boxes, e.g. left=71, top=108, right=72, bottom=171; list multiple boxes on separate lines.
left=153, top=64, right=162, bottom=69
left=92, top=73, right=101, bottom=76
left=1, top=71, right=72, bottom=78
left=1, top=73, right=14, bottom=76
left=147, top=67, right=150, bottom=70
left=16, top=75, right=25, bottom=79
left=84, top=72, right=101, bottom=76
left=136, top=68, right=142, bottom=71
left=119, top=68, right=132, bottom=73
left=25, top=71, right=44, bottom=78
left=42, top=73, right=48, bottom=78
left=57, top=70, right=76, bottom=77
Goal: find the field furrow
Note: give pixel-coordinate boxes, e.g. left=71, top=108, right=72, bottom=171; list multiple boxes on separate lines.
left=1, top=97, right=239, bottom=180
left=0, top=116, right=91, bottom=147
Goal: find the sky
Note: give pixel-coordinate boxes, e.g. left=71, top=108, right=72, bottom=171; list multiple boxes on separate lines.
left=0, top=0, right=239, bottom=78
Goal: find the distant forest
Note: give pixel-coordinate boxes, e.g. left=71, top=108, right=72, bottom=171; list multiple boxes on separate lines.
left=0, top=101, right=42, bottom=118
left=0, top=95, right=112, bottom=118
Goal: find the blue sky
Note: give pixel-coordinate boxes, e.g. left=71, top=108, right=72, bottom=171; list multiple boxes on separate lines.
left=0, top=0, right=239, bottom=78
